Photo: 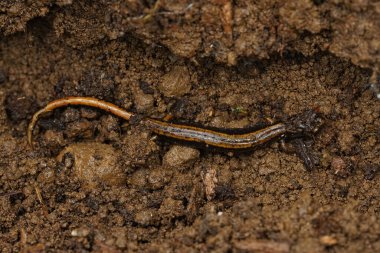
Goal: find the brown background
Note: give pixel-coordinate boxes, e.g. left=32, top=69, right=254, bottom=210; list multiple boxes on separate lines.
left=0, top=1, right=379, bottom=252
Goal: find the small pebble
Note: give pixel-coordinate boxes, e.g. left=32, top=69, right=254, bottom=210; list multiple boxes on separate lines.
left=129, top=169, right=148, bottom=188
left=57, top=142, right=126, bottom=188
left=133, top=87, right=154, bottom=113
left=331, top=157, right=351, bottom=177
left=65, top=119, right=94, bottom=139
left=71, top=227, right=90, bottom=237
left=159, top=197, right=185, bottom=219
left=163, top=145, right=200, bottom=169
left=165, top=31, right=201, bottom=59
left=43, top=130, right=65, bottom=147
left=227, top=51, right=237, bottom=66
left=62, top=108, right=80, bottom=123
left=37, top=169, right=55, bottom=184
left=159, top=66, right=191, bottom=97
left=134, top=209, right=160, bottom=226
left=147, top=169, right=172, bottom=190
left=202, top=167, right=217, bottom=201
left=114, top=230, right=127, bottom=249
left=319, top=235, right=338, bottom=246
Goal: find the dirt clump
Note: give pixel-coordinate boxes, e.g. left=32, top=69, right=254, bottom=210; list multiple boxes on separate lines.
left=57, top=142, right=127, bottom=188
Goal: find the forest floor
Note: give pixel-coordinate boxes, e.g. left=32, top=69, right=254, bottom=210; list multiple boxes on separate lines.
left=0, top=1, right=379, bottom=252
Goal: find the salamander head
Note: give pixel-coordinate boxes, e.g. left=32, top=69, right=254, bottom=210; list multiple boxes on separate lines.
left=286, top=110, right=324, bottom=138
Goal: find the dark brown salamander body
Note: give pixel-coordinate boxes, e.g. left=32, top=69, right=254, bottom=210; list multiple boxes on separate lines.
left=27, top=97, right=322, bottom=158
left=144, top=118, right=286, bottom=149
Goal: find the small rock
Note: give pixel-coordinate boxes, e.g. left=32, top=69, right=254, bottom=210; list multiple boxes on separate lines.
left=37, top=168, right=55, bottom=184
left=164, top=31, right=201, bottom=59
left=62, top=108, right=80, bottom=123
left=147, top=168, right=172, bottom=190
left=227, top=51, right=237, bottom=66
left=331, top=157, right=345, bottom=172
left=114, top=230, right=127, bottom=249
left=159, top=66, right=191, bottom=97
left=331, top=157, right=352, bottom=177
left=97, top=115, right=120, bottom=142
left=133, top=87, right=154, bottom=113
left=319, top=235, right=338, bottom=246
left=163, top=145, right=200, bottom=169
left=159, top=197, right=185, bottom=220
left=134, top=209, right=160, bottom=226
left=43, top=129, right=65, bottom=147
left=202, top=166, right=217, bottom=201
left=71, top=227, right=90, bottom=237
left=65, top=119, right=94, bottom=139
left=129, top=169, right=148, bottom=188
left=57, top=142, right=126, bottom=188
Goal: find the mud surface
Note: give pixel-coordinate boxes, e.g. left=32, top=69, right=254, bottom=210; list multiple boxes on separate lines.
left=0, top=1, right=379, bottom=253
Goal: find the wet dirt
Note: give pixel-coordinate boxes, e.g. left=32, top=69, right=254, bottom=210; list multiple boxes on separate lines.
left=0, top=1, right=379, bottom=253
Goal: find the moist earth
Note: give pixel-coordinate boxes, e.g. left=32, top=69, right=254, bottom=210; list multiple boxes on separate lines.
left=0, top=1, right=379, bottom=253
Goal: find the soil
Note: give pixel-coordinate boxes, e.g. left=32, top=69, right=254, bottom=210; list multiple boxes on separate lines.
left=0, top=1, right=379, bottom=253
